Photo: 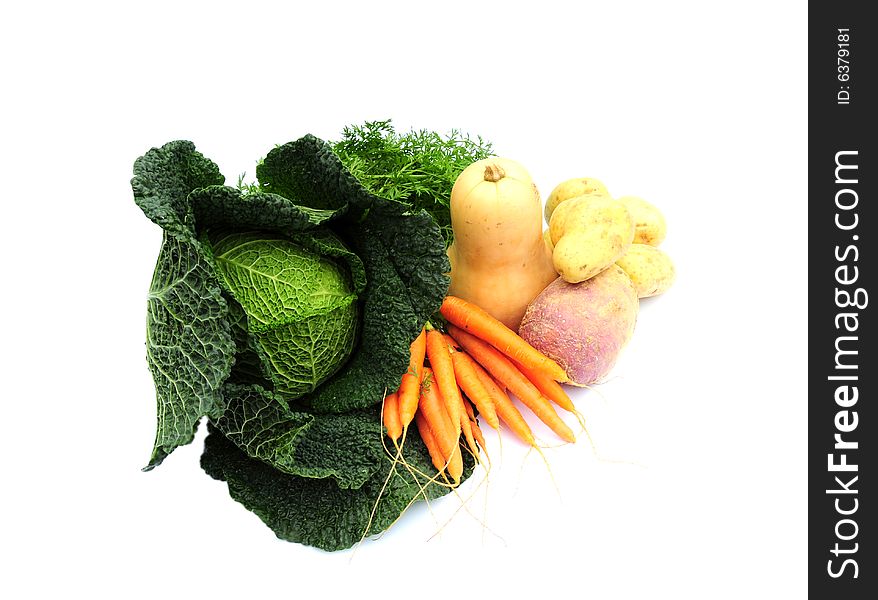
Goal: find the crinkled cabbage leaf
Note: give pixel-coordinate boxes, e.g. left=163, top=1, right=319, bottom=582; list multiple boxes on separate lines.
left=202, top=418, right=474, bottom=552
left=133, top=136, right=450, bottom=469
left=132, top=135, right=465, bottom=550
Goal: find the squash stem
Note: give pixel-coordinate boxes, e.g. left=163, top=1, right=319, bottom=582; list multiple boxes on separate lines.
left=483, top=164, right=506, bottom=182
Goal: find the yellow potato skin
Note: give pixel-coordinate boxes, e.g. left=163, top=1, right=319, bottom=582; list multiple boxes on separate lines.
left=543, top=228, right=554, bottom=252
left=616, top=244, right=675, bottom=297
left=544, top=177, right=609, bottom=223
left=617, top=196, right=667, bottom=246
left=549, top=195, right=634, bottom=283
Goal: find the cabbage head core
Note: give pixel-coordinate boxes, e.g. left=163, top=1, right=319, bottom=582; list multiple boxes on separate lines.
left=211, top=231, right=358, bottom=399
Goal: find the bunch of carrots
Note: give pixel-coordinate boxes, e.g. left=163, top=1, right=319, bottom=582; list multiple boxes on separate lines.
left=382, top=295, right=577, bottom=484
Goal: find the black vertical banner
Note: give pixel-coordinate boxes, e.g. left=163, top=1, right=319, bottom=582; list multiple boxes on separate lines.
left=809, top=1, right=875, bottom=596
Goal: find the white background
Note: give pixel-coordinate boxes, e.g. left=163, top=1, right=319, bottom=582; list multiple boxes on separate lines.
left=1, top=1, right=807, bottom=598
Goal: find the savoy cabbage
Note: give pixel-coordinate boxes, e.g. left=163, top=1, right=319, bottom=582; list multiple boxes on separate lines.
left=132, top=134, right=475, bottom=549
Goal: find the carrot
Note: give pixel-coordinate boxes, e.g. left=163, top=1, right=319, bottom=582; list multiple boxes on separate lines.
left=397, top=328, right=427, bottom=429
left=425, top=325, right=462, bottom=437
left=419, top=368, right=463, bottom=483
left=440, top=295, right=569, bottom=383
left=472, top=362, right=535, bottom=446
left=463, top=398, right=475, bottom=421
left=458, top=405, right=480, bottom=461
left=443, top=333, right=460, bottom=350
left=414, top=411, right=446, bottom=473
left=514, top=360, right=576, bottom=413
left=445, top=375, right=480, bottom=460
left=450, top=349, right=499, bottom=430
left=450, top=332, right=505, bottom=393
left=459, top=396, right=488, bottom=461
left=470, top=418, right=488, bottom=458
left=461, top=395, right=490, bottom=459
left=449, top=325, right=575, bottom=443
left=383, top=391, right=402, bottom=442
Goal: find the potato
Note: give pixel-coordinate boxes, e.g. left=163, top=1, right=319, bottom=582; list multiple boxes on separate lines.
left=544, top=177, right=609, bottom=223
left=543, top=228, right=554, bottom=253
left=519, top=266, right=639, bottom=386
left=549, top=194, right=634, bottom=283
left=616, top=244, right=675, bottom=298
left=617, top=196, right=667, bottom=246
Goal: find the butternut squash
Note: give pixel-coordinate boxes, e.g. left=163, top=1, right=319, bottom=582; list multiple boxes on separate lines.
left=447, top=158, right=558, bottom=331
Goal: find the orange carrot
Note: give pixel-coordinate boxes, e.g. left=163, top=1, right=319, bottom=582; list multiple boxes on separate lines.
left=514, top=360, right=576, bottom=413
left=443, top=333, right=460, bottom=350
left=419, top=368, right=463, bottom=483
left=425, top=326, right=462, bottom=436
left=446, top=376, right=479, bottom=459
left=440, top=295, right=569, bottom=383
left=463, top=398, right=475, bottom=421
left=450, top=349, right=499, bottom=430
left=450, top=326, right=575, bottom=443
left=462, top=394, right=490, bottom=458
left=398, top=328, right=427, bottom=429
left=383, top=391, right=402, bottom=442
left=459, top=406, right=480, bottom=461
left=414, top=411, right=446, bottom=473
left=470, top=418, right=488, bottom=458
left=472, top=362, right=535, bottom=446
left=450, top=333, right=504, bottom=392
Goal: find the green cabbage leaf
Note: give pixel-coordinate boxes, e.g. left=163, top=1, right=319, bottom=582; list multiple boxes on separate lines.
left=201, top=416, right=474, bottom=552
left=132, top=134, right=468, bottom=550
left=133, top=136, right=450, bottom=468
